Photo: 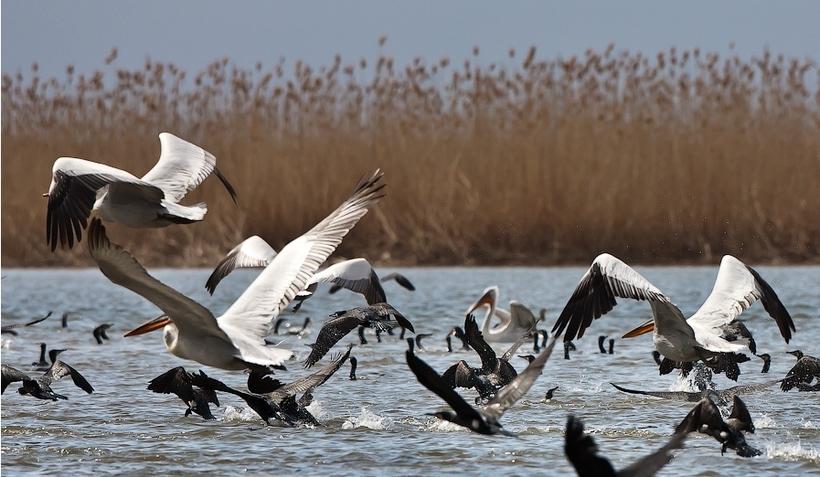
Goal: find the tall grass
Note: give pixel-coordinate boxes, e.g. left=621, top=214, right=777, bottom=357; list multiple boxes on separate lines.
left=3, top=45, right=819, bottom=267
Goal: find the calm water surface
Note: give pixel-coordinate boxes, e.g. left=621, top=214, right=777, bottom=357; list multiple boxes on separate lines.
left=2, top=265, right=818, bottom=476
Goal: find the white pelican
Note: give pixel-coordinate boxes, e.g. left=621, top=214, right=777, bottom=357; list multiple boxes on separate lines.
left=465, top=286, right=540, bottom=343
left=89, top=170, right=385, bottom=371
left=205, top=239, right=406, bottom=310
left=550, top=253, right=795, bottom=365
left=45, top=132, right=236, bottom=251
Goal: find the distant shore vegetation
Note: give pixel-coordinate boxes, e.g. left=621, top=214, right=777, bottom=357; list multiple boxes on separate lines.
left=2, top=45, right=818, bottom=267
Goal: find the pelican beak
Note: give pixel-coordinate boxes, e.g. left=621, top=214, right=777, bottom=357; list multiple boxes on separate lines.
left=621, top=319, right=655, bottom=338
left=124, top=315, right=172, bottom=337
left=466, top=290, right=495, bottom=315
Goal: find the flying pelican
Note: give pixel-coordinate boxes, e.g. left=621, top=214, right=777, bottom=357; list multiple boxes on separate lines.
left=45, top=132, right=237, bottom=251
left=93, top=170, right=384, bottom=372
left=551, top=254, right=794, bottom=370
left=303, top=303, right=413, bottom=368
left=565, top=415, right=686, bottom=477
left=465, top=286, right=541, bottom=343
left=406, top=335, right=556, bottom=437
left=147, top=367, right=220, bottom=420
left=205, top=240, right=412, bottom=314
left=675, top=395, right=761, bottom=457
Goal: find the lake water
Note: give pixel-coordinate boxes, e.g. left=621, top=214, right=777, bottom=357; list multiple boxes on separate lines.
left=1, top=265, right=818, bottom=476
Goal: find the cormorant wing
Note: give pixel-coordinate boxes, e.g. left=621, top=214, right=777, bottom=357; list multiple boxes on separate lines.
left=2, top=364, right=32, bottom=393
left=781, top=356, right=820, bottom=391
left=303, top=311, right=371, bottom=368
left=464, top=314, right=497, bottom=373
left=482, top=336, right=557, bottom=420
left=564, top=415, right=618, bottom=477
left=380, top=272, right=416, bottom=291
left=205, top=235, right=277, bottom=294
left=272, top=345, right=351, bottom=401
left=41, top=360, right=94, bottom=394
left=406, top=341, right=486, bottom=424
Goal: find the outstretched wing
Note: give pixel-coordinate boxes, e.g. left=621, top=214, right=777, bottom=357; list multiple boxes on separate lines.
left=205, top=235, right=277, bottom=294
left=46, top=157, right=157, bottom=250
left=551, top=253, right=672, bottom=342
left=307, top=258, right=387, bottom=305
left=688, top=255, right=794, bottom=343
left=380, top=272, right=416, bottom=291
left=140, top=132, right=236, bottom=204
left=483, top=337, right=557, bottom=419
left=42, top=361, right=94, bottom=394
left=303, top=313, right=367, bottom=368
left=218, top=171, right=385, bottom=360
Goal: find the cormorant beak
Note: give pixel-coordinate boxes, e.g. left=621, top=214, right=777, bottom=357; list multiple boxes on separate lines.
left=124, top=315, right=172, bottom=337
left=42, top=193, right=49, bottom=197
left=621, top=319, right=655, bottom=338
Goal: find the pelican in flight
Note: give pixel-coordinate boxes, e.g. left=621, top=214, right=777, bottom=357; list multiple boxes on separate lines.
left=205, top=238, right=413, bottom=311
left=91, top=170, right=384, bottom=372
left=551, top=254, right=794, bottom=367
left=465, top=286, right=541, bottom=343
left=45, top=132, right=237, bottom=251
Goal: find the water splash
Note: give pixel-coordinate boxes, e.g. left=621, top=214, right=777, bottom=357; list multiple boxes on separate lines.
left=341, top=407, right=393, bottom=430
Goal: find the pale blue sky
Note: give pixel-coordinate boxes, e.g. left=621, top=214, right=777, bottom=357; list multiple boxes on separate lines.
left=2, top=1, right=819, bottom=79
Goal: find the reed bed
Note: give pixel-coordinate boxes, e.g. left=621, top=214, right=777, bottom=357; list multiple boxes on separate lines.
left=2, top=45, right=819, bottom=267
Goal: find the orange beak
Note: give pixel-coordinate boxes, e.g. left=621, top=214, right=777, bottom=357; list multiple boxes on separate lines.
left=124, top=315, right=172, bottom=337
left=466, top=290, right=495, bottom=316
left=621, top=319, right=655, bottom=338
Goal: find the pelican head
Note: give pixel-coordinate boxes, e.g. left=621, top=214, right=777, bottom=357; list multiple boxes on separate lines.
left=465, top=286, right=498, bottom=316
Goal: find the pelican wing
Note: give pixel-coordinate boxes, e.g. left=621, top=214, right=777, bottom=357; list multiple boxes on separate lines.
left=551, top=253, right=671, bottom=341
left=205, top=235, right=278, bottom=294
left=483, top=336, right=557, bottom=420
left=218, top=170, right=385, bottom=352
left=140, top=132, right=236, bottom=204
left=87, top=218, right=230, bottom=346
left=509, top=301, right=538, bottom=330
left=306, top=258, right=387, bottom=305
left=688, top=256, right=794, bottom=342
left=47, top=157, right=160, bottom=250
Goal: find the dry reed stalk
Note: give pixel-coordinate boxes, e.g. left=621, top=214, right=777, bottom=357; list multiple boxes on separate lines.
left=2, top=46, right=819, bottom=267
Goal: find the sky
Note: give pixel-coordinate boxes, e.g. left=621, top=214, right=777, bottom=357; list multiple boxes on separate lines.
left=2, top=1, right=819, bottom=81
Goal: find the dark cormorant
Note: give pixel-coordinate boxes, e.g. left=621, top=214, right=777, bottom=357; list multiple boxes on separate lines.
left=349, top=356, right=358, bottom=380
left=675, top=395, right=761, bottom=457
left=1, top=311, right=52, bottom=335
left=2, top=357, right=93, bottom=400
left=781, top=353, right=820, bottom=391
left=303, top=303, right=413, bottom=368
left=32, top=342, right=49, bottom=367
left=756, top=353, right=771, bottom=373
left=147, top=367, right=220, bottom=419
left=406, top=335, right=557, bottom=437
left=565, top=415, right=686, bottom=477
left=610, top=378, right=781, bottom=406
left=93, top=324, right=113, bottom=344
